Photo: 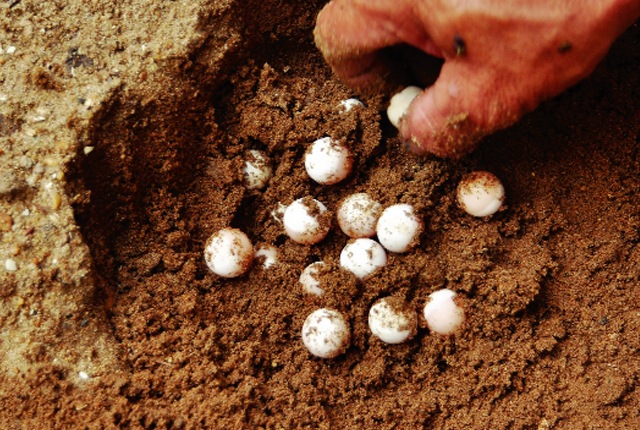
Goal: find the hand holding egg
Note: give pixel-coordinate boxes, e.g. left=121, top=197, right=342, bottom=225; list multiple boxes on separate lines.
left=314, top=0, right=639, bottom=157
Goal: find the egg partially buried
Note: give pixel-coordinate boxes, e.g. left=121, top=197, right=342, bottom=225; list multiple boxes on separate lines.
left=283, top=197, right=331, bottom=244
left=457, top=171, right=505, bottom=217
left=387, top=86, right=422, bottom=128
left=337, top=193, right=382, bottom=238
left=204, top=228, right=254, bottom=278
left=305, top=137, right=353, bottom=185
left=376, top=204, right=423, bottom=253
left=340, top=238, right=387, bottom=279
left=423, top=289, right=465, bottom=335
left=300, top=261, right=327, bottom=296
left=369, top=297, right=417, bottom=344
left=242, top=150, right=272, bottom=190
left=302, top=308, right=350, bottom=358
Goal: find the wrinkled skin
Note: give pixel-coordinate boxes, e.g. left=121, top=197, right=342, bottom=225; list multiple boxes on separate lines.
left=315, top=0, right=640, bottom=157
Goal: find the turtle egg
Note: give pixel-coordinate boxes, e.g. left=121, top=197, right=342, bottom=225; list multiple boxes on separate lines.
left=283, top=197, right=331, bottom=244
left=339, top=98, right=364, bottom=112
left=337, top=193, right=382, bottom=238
left=300, top=262, right=326, bottom=296
left=204, top=228, right=254, bottom=278
left=376, top=204, right=423, bottom=253
left=423, top=289, right=465, bottom=335
left=255, top=244, right=278, bottom=269
left=242, top=150, right=272, bottom=190
left=457, top=171, right=505, bottom=217
left=305, top=137, right=353, bottom=185
left=368, top=297, right=418, bottom=344
left=387, top=86, right=422, bottom=128
left=340, top=238, right=387, bottom=279
left=302, top=308, right=350, bottom=358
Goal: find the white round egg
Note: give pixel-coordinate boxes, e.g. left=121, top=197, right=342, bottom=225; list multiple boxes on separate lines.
left=376, top=204, right=423, bottom=253
left=302, top=308, right=350, bottom=358
left=368, top=297, right=417, bottom=344
left=339, top=98, right=364, bottom=112
left=337, top=193, right=382, bottom=238
left=387, top=86, right=422, bottom=129
left=340, top=238, right=387, bottom=279
left=242, top=150, right=272, bottom=190
left=283, top=197, right=331, bottom=245
left=300, top=262, right=326, bottom=296
left=255, top=244, right=278, bottom=269
left=204, top=228, right=254, bottom=278
left=457, top=171, right=505, bottom=217
left=423, top=289, right=465, bottom=335
left=305, top=137, right=353, bottom=185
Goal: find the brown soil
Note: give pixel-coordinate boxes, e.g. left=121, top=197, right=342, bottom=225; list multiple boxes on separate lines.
left=1, top=1, right=640, bottom=429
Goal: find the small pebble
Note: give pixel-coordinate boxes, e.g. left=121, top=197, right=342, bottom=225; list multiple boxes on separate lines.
left=376, top=204, right=423, bottom=253
left=51, top=192, right=61, bottom=210
left=302, top=308, right=350, bottom=358
left=337, top=193, right=382, bottom=238
left=24, top=126, right=36, bottom=137
left=305, top=137, right=352, bottom=185
left=457, top=171, right=505, bottom=217
left=340, top=238, right=387, bottom=279
left=0, top=170, right=22, bottom=195
left=19, top=156, right=34, bottom=169
left=0, top=213, right=12, bottom=231
left=5, top=259, right=17, bottom=272
left=283, top=197, right=331, bottom=245
left=204, top=228, right=254, bottom=278
left=299, top=262, right=326, bottom=296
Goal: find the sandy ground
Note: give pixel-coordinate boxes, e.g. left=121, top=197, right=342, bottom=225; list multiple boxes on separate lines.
left=1, top=1, right=640, bottom=429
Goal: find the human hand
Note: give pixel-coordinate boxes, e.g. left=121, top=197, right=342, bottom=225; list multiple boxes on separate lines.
left=314, top=0, right=640, bottom=157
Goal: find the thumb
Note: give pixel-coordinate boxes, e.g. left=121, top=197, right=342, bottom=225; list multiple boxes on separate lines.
left=400, top=63, right=519, bottom=158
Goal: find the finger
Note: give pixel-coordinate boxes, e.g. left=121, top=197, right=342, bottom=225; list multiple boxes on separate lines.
left=314, top=0, right=443, bottom=93
left=400, top=63, right=521, bottom=158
